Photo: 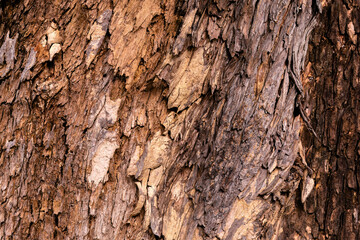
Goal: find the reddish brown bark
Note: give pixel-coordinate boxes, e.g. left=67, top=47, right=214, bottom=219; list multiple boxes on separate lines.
left=0, top=0, right=359, bottom=239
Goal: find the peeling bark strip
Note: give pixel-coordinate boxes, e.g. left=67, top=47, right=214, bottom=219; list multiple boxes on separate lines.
left=0, top=32, right=18, bottom=78
left=0, top=0, right=358, bottom=239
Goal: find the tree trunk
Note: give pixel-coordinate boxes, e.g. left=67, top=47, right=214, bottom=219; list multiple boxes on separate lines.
left=0, top=0, right=358, bottom=239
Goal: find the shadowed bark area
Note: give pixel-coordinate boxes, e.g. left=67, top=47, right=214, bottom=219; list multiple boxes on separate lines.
left=282, top=1, right=360, bottom=239
left=0, top=0, right=358, bottom=239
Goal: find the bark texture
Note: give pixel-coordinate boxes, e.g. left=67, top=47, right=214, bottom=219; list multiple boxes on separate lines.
left=0, top=0, right=358, bottom=239
left=282, top=1, right=360, bottom=239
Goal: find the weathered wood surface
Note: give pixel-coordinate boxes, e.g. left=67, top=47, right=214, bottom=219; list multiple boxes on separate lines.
left=0, top=0, right=358, bottom=239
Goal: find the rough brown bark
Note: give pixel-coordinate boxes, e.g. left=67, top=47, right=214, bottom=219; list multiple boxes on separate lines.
left=0, top=0, right=358, bottom=239
left=282, top=1, right=360, bottom=239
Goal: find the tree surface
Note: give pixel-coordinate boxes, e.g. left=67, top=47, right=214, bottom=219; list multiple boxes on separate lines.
left=0, top=0, right=359, bottom=239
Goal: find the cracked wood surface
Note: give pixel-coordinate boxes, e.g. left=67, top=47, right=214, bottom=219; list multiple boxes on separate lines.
left=0, top=0, right=359, bottom=239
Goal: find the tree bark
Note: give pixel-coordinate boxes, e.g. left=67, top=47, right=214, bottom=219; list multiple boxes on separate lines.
left=0, top=0, right=358, bottom=239
left=282, top=1, right=360, bottom=239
